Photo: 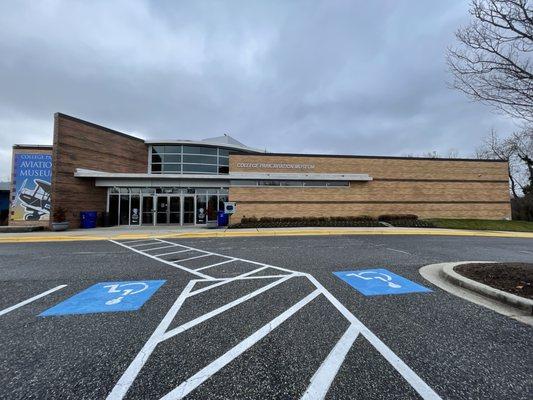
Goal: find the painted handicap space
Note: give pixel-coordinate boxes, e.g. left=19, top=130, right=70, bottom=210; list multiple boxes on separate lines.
left=334, top=269, right=431, bottom=296
left=40, top=280, right=166, bottom=316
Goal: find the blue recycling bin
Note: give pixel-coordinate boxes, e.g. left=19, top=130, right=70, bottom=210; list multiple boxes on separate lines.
left=80, top=211, right=97, bottom=229
left=217, top=211, right=229, bottom=227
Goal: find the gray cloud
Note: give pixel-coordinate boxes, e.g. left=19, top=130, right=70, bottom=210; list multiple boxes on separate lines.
left=0, top=0, right=520, bottom=180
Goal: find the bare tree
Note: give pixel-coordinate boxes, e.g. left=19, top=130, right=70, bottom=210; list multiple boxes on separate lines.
left=476, top=128, right=532, bottom=196
left=508, top=127, right=533, bottom=194
left=447, top=0, right=533, bottom=122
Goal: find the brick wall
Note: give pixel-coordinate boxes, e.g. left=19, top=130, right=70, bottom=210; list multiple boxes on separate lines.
left=51, top=113, right=148, bottom=228
left=229, top=154, right=511, bottom=221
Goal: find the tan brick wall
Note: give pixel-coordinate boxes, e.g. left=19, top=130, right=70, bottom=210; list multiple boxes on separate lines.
left=229, top=154, right=511, bottom=221
left=231, top=201, right=510, bottom=220
left=51, top=114, right=148, bottom=228
left=230, top=154, right=508, bottom=181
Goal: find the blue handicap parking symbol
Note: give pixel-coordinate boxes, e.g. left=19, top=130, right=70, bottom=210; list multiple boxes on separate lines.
left=40, top=280, right=166, bottom=316
left=334, top=269, right=431, bottom=296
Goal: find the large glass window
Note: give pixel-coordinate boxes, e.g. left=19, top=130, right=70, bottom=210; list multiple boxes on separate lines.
left=163, top=164, right=180, bottom=173
left=183, top=145, right=217, bottom=155
left=182, top=164, right=219, bottom=174
left=120, top=195, right=130, bottom=225
left=130, top=195, right=140, bottom=225
left=142, top=196, right=153, bottom=225
left=109, top=188, right=229, bottom=226
left=150, top=145, right=232, bottom=175
left=218, top=195, right=228, bottom=212
left=231, top=180, right=350, bottom=187
left=108, top=195, right=119, bottom=226
left=196, top=195, right=207, bottom=224
left=207, top=195, right=218, bottom=221
left=183, top=154, right=217, bottom=164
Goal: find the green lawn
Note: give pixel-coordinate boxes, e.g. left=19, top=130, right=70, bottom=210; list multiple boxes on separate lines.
left=427, top=218, right=533, bottom=232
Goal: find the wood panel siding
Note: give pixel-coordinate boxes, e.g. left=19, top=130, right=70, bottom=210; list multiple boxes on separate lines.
left=51, top=113, right=148, bottom=227
left=229, top=154, right=511, bottom=221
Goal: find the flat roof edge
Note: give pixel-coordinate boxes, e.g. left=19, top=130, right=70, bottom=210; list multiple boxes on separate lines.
left=13, top=144, right=53, bottom=149
left=235, top=152, right=508, bottom=163
left=145, top=139, right=263, bottom=153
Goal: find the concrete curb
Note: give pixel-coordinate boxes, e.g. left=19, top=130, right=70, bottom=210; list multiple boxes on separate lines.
left=1, top=226, right=533, bottom=243
left=440, top=261, right=533, bottom=315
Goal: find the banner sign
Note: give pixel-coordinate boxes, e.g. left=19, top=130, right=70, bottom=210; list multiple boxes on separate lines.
left=11, top=153, right=52, bottom=221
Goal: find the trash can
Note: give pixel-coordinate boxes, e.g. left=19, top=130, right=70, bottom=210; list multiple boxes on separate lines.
left=80, top=211, right=97, bottom=229
left=217, top=211, right=229, bottom=227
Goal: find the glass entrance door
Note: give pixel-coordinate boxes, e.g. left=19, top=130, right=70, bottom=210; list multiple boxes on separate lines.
left=156, top=196, right=168, bottom=224
left=169, top=196, right=181, bottom=224
left=142, top=196, right=153, bottom=225
left=183, top=196, right=195, bottom=225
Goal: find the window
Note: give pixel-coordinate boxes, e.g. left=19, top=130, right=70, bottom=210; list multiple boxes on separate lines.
left=326, top=181, right=350, bottom=187
left=163, top=154, right=181, bottom=163
left=163, top=164, right=180, bottom=173
left=303, top=181, right=328, bottom=187
left=231, top=180, right=350, bottom=187
left=150, top=145, right=231, bottom=175
left=163, top=145, right=181, bottom=153
left=108, top=195, right=119, bottom=226
left=231, top=180, right=257, bottom=186
left=182, top=164, right=219, bottom=174
left=258, top=181, right=281, bottom=186
left=183, top=145, right=217, bottom=155
left=280, top=181, right=303, bottom=186
left=183, top=155, right=218, bottom=164
left=119, top=195, right=129, bottom=225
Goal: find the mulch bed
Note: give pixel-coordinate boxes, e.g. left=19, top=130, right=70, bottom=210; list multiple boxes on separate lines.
left=455, top=263, right=533, bottom=300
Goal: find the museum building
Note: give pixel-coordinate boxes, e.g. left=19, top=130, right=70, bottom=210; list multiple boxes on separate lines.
left=9, top=113, right=511, bottom=228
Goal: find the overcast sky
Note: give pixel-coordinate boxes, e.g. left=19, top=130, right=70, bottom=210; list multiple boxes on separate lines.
left=0, top=0, right=521, bottom=181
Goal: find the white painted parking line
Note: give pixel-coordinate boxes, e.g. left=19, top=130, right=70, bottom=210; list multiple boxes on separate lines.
left=160, top=289, right=322, bottom=400
left=110, top=240, right=213, bottom=280
left=386, top=248, right=411, bottom=255
left=305, top=274, right=441, bottom=400
left=0, top=285, right=67, bottom=317
left=129, top=242, right=161, bottom=248
left=141, top=245, right=179, bottom=252
left=155, top=249, right=192, bottom=257
left=108, top=239, right=442, bottom=400
left=175, top=253, right=213, bottom=263
left=195, top=259, right=236, bottom=271
left=120, top=239, right=157, bottom=244
left=161, top=275, right=295, bottom=341
left=105, top=280, right=197, bottom=400
left=187, top=266, right=271, bottom=297
left=301, top=324, right=360, bottom=400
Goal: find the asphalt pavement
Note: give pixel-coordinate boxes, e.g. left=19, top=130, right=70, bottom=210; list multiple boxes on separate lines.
left=0, top=234, right=532, bottom=399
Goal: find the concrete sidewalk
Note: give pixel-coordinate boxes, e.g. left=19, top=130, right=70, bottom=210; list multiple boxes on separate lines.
left=1, top=225, right=533, bottom=243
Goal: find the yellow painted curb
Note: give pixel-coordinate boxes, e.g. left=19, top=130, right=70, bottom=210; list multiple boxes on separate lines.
left=0, top=228, right=532, bottom=243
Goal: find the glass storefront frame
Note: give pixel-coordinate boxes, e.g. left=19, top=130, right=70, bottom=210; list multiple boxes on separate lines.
left=107, top=187, right=228, bottom=226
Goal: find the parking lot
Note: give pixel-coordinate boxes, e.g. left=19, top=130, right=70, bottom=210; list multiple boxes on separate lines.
left=1, top=234, right=532, bottom=399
